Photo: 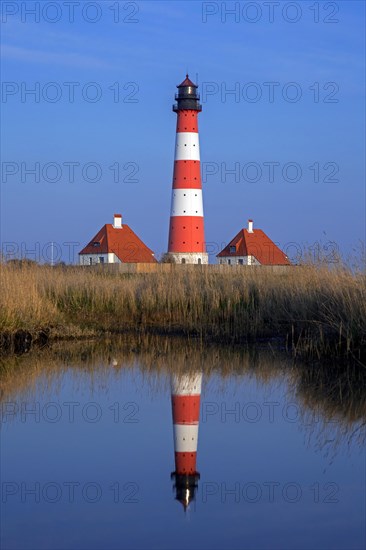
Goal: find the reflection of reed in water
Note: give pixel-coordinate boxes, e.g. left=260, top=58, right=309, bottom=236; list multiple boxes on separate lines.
left=289, top=363, right=366, bottom=452
left=0, top=334, right=365, bottom=450
left=171, top=372, right=202, bottom=511
left=0, top=334, right=284, bottom=404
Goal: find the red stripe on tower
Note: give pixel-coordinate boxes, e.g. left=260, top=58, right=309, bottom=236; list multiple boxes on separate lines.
left=171, top=372, right=202, bottom=511
left=167, top=75, right=208, bottom=264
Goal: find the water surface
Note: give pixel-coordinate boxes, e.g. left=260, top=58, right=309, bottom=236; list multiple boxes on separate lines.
left=1, top=337, right=365, bottom=550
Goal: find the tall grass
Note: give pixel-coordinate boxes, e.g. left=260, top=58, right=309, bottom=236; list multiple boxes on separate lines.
left=0, top=263, right=365, bottom=359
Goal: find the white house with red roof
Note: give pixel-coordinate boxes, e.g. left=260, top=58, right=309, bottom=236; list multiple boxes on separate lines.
left=217, top=220, right=290, bottom=266
left=79, top=214, right=157, bottom=265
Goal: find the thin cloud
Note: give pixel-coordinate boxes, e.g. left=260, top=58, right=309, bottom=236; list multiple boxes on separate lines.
left=1, top=44, right=114, bottom=69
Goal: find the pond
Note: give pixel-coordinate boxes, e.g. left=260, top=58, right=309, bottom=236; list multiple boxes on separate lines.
left=1, top=336, right=365, bottom=550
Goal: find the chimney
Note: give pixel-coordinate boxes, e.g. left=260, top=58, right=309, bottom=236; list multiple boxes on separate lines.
left=248, top=219, right=254, bottom=233
left=113, top=214, right=122, bottom=229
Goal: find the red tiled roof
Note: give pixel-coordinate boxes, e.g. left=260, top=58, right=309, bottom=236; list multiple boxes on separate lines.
left=79, top=224, right=157, bottom=263
left=217, top=228, right=291, bottom=265
left=177, top=74, right=197, bottom=88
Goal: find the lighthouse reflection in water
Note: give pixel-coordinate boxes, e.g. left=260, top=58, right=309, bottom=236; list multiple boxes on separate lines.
left=170, top=371, right=202, bottom=511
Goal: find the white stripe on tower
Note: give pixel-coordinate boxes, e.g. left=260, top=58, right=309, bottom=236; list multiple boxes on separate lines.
left=170, top=190, right=204, bottom=217
left=175, top=132, right=200, bottom=161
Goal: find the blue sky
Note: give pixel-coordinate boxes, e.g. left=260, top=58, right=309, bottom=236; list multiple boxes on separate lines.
left=1, top=0, right=365, bottom=263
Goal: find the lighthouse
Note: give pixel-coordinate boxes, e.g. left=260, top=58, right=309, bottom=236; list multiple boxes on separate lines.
left=167, top=75, right=208, bottom=264
left=171, top=372, right=202, bottom=511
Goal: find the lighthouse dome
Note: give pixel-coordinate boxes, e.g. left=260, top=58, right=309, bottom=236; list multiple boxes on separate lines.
left=177, top=74, right=198, bottom=88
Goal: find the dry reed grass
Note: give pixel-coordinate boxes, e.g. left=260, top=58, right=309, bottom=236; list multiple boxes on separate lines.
left=0, top=262, right=365, bottom=359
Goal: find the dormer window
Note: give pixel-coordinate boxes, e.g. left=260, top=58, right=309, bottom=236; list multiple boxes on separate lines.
left=229, top=246, right=236, bottom=254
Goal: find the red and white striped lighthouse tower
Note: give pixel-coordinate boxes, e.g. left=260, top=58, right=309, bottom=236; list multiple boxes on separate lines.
left=167, top=75, right=208, bottom=264
left=171, top=372, right=202, bottom=511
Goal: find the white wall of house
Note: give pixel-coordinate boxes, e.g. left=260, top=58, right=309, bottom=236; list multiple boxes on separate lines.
left=79, top=253, right=121, bottom=265
left=218, top=256, right=260, bottom=266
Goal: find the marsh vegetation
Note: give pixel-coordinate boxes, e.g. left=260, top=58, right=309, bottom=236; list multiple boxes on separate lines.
left=1, top=262, right=365, bottom=360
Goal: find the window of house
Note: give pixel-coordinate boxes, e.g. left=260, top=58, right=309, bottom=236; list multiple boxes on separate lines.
left=230, top=246, right=236, bottom=253
left=182, top=258, right=186, bottom=264
left=99, top=257, right=104, bottom=264
left=228, top=259, right=231, bottom=265
left=238, top=259, right=244, bottom=265
left=93, top=242, right=100, bottom=247
left=198, top=258, right=201, bottom=264
left=89, top=257, right=93, bottom=265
